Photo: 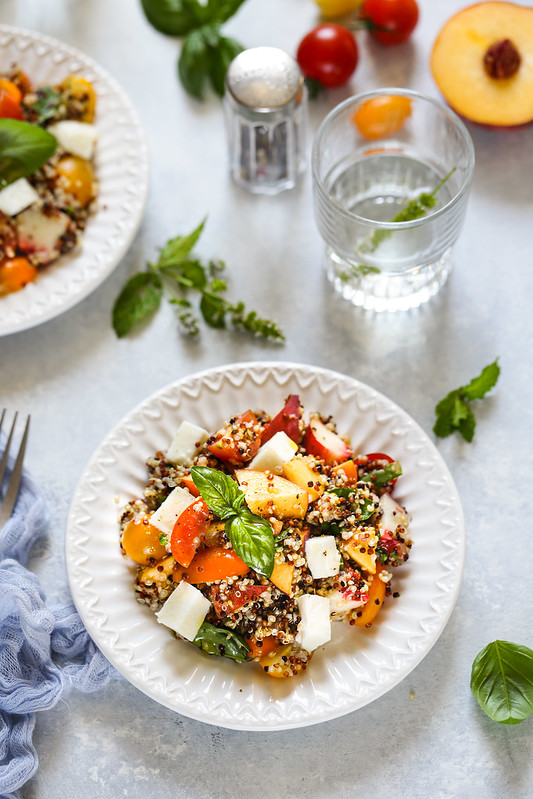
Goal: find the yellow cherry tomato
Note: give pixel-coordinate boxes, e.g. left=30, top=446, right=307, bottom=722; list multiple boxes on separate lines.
left=0, top=257, right=37, bottom=296
left=352, top=95, right=412, bottom=140
left=56, top=155, right=96, bottom=206
left=60, top=74, right=96, bottom=122
left=121, top=518, right=168, bottom=565
left=315, top=0, right=362, bottom=18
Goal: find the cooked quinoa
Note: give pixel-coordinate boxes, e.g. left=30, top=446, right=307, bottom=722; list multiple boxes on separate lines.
left=119, top=396, right=413, bottom=678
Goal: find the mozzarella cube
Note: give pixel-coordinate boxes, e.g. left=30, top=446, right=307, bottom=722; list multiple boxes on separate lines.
left=305, top=536, right=341, bottom=579
left=150, top=486, right=196, bottom=536
left=378, top=493, right=409, bottom=536
left=156, top=581, right=210, bottom=641
left=48, top=120, right=98, bottom=159
left=295, top=593, right=331, bottom=653
left=16, top=208, right=69, bottom=263
left=167, top=421, right=209, bottom=466
left=0, top=178, right=39, bottom=217
left=248, top=431, right=298, bottom=473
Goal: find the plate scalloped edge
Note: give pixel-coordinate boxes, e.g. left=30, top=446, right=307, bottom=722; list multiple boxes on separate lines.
left=66, top=361, right=465, bottom=730
left=0, top=24, right=149, bottom=336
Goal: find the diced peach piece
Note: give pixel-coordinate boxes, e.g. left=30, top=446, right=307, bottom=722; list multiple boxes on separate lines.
left=332, top=459, right=359, bottom=483
left=282, top=456, right=326, bottom=501
left=270, top=561, right=294, bottom=595
left=341, top=533, right=377, bottom=574
left=235, top=469, right=308, bottom=520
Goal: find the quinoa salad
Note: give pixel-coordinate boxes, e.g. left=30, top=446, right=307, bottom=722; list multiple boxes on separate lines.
left=119, top=394, right=413, bottom=678
left=0, top=66, right=98, bottom=297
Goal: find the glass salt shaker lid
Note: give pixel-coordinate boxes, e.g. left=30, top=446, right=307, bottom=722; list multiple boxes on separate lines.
left=224, top=47, right=307, bottom=195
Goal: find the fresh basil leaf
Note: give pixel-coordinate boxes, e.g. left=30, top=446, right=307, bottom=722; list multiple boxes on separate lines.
left=457, top=405, right=476, bottom=442
left=361, top=461, right=402, bottom=489
left=0, top=120, right=57, bottom=188
left=32, top=86, right=62, bottom=125
left=328, top=487, right=376, bottom=523
left=178, top=29, right=210, bottom=99
left=462, top=359, right=500, bottom=402
left=200, top=292, right=227, bottom=328
left=190, top=466, right=245, bottom=519
left=471, top=640, right=533, bottom=724
left=226, top=509, right=275, bottom=578
left=193, top=621, right=250, bottom=662
left=157, top=219, right=206, bottom=268
left=207, top=34, right=243, bottom=96
left=112, top=271, right=163, bottom=337
left=205, top=0, right=248, bottom=24
left=140, top=0, right=201, bottom=35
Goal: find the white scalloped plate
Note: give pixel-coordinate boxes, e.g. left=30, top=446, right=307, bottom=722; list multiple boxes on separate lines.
left=66, top=362, right=465, bottom=730
left=0, top=25, right=149, bottom=336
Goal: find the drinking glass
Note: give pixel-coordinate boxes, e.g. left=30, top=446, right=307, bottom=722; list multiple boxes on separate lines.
left=312, top=89, right=475, bottom=312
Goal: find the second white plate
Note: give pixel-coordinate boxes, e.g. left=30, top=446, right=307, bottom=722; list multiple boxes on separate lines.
left=0, top=25, right=149, bottom=336
left=66, top=362, right=465, bottom=730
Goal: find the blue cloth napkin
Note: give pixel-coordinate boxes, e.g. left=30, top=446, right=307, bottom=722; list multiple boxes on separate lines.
left=0, top=453, right=120, bottom=797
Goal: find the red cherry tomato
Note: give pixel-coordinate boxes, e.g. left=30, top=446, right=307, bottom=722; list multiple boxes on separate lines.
left=296, top=23, right=358, bottom=88
left=360, top=0, right=419, bottom=46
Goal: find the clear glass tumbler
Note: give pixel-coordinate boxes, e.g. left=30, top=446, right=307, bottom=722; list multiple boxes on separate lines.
left=312, top=89, right=475, bottom=312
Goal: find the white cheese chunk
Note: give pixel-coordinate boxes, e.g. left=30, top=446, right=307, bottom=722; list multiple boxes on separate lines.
left=16, top=208, right=69, bottom=264
left=156, top=581, right=210, bottom=641
left=167, top=421, right=209, bottom=466
left=149, top=486, right=196, bottom=536
left=295, top=593, right=331, bottom=653
left=0, top=178, right=39, bottom=217
left=377, top=493, right=409, bottom=535
left=248, top=431, right=298, bottom=473
left=305, top=535, right=341, bottom=579
left=48, top=120, right=98, bottom=159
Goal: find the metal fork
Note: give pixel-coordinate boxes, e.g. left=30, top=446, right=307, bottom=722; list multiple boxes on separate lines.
left=0, top=410, right=30, bottom=527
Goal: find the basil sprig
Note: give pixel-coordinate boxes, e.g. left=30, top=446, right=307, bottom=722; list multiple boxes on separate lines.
left=193, top=621, right=250, bottom=662
left=0, top=119, right=57, bottom=189
left=190, top=466, right=275, bottom=578
left=140, top=0, right=248, bottom=99
left=434, top=359, right=500, bottom=442
left=471, top=640, right=533, bottom=724
left=112, top=219, right=284, bottom=341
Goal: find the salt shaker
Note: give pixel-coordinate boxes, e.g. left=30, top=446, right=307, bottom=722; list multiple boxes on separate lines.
left=223, top=46, right=308, bottom=195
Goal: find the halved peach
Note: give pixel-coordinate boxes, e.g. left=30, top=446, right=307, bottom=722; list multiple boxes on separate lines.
left=431, top=1, right=533, bottom=126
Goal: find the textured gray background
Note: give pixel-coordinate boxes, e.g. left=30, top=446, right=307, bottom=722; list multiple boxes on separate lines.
left=1, top=0, right=532, bottom=797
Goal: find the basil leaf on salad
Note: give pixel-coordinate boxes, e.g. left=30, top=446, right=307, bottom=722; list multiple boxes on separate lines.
left=328, top=487, right=377, bottom=522
left=360, top=461, right=402, bottom=490
left=0, top=119, right=57, bottom=188
left=190, top=466, right=245, bottom=519
left=226, top=510, right=275, bottom=578
left=471, top=640, right=533, bottom=724
left=193, top=622, right=250, bottom=662
left=32, top=87, right=62, bottom=125
left=112, top=271, right=163, bottom=338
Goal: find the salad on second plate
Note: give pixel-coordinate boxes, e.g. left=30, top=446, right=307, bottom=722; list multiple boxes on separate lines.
left=119, top=394, right=413, bottom=678
left=0, top=66, right=98, bottom=297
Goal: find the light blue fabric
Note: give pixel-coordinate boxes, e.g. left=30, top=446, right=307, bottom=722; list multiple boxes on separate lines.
left=0, top=455, right=120, bottom=797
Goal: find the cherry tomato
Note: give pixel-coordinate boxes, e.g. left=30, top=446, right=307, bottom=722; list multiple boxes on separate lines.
left=170, top=498, right=212, bottom=568
left=360, top=0, right=419, bottom=45
left=315, top=0, right=362, bottom=18
left=352, top=95, right=412, bottom=139
left=296, top=24, right=358, bottom=88
left=0, top=90, right=23, bottom=119
left=121, top=517, right=168, bottom=565
left=0, top=257, right=37, bottom=296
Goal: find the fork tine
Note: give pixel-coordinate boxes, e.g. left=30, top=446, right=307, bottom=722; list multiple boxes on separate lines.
left=0, top=413, right=30, bottom=527
left=0, top=409, right=18, bottom=489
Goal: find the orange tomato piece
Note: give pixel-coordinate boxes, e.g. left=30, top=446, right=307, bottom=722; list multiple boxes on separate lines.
left=180, top=475, right=201, bottom=496
left=0, top=79, right=22, bottom=104
left=207, top=409, right=261, bottom=465
left=352, top=95, right=412, bottom=140
left=354, top=563, right=386, bottom=626
left=170, top=498, right=212, bottom=567
left=332, top=458, right=359, bottom=483
left=55, top=156, right=96, bottom=206
left=0, top=258, right=37, bottom=296
left=121, top=517, right=168, bottom=565
left=173, top=547, right=249, bottom=584
left=0, top=90, right=23, bottom=120
left=245, top=634, right=279, bottom=660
